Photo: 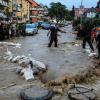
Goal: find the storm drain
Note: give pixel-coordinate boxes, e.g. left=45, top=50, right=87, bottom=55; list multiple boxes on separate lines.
left=20, top=85, right=53, bottom=100
left=68, top=85, right=96, bottom=100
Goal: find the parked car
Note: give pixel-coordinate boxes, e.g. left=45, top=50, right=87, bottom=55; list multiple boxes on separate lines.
left=38, top=21, right=44, bottom=27
left=25, top=24, right=38, bottom=36
left=34, top=22, right=39, bottom=27
left=41, top=22, right=51, bottom=29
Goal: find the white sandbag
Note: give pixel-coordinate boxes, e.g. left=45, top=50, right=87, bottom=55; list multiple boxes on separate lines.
left=31, top=59, right=46, bottom=69
left=12, top=56, right=22, bottom=63
left=21, top=66, right=34, bottom=81
left=12, top=55, right=27, bottom=63
left=74, top=44, right=80, bottom=47
left=7, top=56, right=13, bottom=62
left=15, top=43, right=21, bottom=48
left=3, top=56, right=9, bottom=60
left=88, top=53, right=97, bottom=57
left=16, top=66, right=22, bottom=74
left=18, top=58, right=30, bottom=67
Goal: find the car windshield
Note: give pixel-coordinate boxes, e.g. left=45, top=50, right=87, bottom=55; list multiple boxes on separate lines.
left=26, top=24, right=36, bottom=28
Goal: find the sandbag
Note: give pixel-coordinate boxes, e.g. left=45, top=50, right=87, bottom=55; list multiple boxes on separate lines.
left=31, top=59, right=46, bottom=70
left=21, top=66, right=34, bottom=81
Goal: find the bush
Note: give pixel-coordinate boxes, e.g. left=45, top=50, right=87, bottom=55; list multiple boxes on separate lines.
left=73, top=18, right=100, bottom=32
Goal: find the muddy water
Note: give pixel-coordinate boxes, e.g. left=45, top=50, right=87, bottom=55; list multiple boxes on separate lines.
left=0, top=25, right=93, bottom=83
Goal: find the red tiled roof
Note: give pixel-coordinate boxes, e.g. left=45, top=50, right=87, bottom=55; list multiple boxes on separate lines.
left=96, top=8, right=100, bottom=12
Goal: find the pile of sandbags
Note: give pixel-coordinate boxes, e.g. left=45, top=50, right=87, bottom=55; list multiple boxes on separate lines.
left=4, top=50, right=47, bottom=81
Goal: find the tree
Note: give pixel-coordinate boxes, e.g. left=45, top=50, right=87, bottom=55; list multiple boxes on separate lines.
left=48, top=2, right=68, bottom=23
left=70, top=5, right=75, bottom=19
left=96, top=0, right=100, bottom=8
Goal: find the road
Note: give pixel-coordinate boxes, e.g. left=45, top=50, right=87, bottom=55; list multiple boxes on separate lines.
left=0, top=25, right=98, bottom=100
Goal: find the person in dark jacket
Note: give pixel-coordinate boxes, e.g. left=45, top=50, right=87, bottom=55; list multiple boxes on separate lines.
left=81, top=25, right=94, bottom=52
left=0, top=20, right=4, bottom=40
left=47, top=24, right=66, bottom=47
left=96, top=31, right=100, bottom=60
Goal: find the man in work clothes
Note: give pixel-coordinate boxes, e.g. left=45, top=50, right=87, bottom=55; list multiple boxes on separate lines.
left=96, top=31, right=100, bottom=61
left=81, top=25, right=94, bottom=52
left=47, top=24, right=66, bottom=47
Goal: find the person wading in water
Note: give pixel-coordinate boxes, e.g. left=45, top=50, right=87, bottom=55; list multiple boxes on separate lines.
left=81, top=24, right=94, bottom=52
left=47, top=24, right=66, bottom=47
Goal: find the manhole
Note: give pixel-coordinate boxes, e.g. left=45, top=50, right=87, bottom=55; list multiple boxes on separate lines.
left=20, top=85, right=53, bottom=100
left=68, top=85, right=96, bottom=100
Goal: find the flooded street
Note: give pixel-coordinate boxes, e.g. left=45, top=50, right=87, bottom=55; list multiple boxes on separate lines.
left=3, top=25, right=93, bottom=81
left=0, top=25, right=99, bottom=100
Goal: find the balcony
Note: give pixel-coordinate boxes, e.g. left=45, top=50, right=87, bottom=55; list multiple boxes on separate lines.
left=30, top=15, right=41, bottom=18
left=0, top=0, right=8, bottom=7
left=38, top=14, right=44, bottom=17
left=13, top=4, right=18, bottom=11
left=0, top=12, right=7, bottom=18
left=30, top=15, right=37, bottom=18
left=30, top=13, right=44, bottom=18
left=30, top=7, right=44, bottom=11
left=17, top=4, right=22, bottom=12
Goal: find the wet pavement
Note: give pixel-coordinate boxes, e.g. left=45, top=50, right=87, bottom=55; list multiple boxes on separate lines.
left=0, top=25, right=98, bottom=100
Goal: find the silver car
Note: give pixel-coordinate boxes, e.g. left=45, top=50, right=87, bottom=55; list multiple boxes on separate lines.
left=25, top=24, right=38, bottom=36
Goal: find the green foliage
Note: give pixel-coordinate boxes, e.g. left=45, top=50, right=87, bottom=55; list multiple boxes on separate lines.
left=95, top=12, right=100, bottom=18
left=73, top=18, right=100, bottom=31
left=48, top=2, right=68, bottom=23
left=70, top=5, right=75, bottom=19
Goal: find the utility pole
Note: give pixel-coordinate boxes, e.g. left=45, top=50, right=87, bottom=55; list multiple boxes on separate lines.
left=80, top=0, right=83, bottom=24
left=81, top=0, right=83, bottom=6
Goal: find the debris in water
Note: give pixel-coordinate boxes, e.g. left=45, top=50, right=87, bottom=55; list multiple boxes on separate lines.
left=0, top=42, right=21, bottom=48
left=4, top=51, right=47, bottom=81
left=68, top=85, right=95, bottom=100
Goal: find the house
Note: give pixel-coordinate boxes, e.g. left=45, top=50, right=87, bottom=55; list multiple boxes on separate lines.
left=96, top=8, right=100, bottom=18
left=8, top=0, right=33, bottom=23
left=16, top=0, right=33, bottom=23
left=74, top=5, right=88, bottom=19
left=74, top=0, right=100, bottom=19
left=84, top=0, right=100, bottom=18
left=30, top=1, right=48, bottom=22
left=0, top=0, right=9, bottom=19
left=84, top=7, right=96, bottom=18
left=0, top=0, right=48, bottom=23
left=84, top=8, right=100, bottom=18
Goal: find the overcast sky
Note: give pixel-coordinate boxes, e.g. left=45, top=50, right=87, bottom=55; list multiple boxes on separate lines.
left=35, top=0, right=99, bottom=10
